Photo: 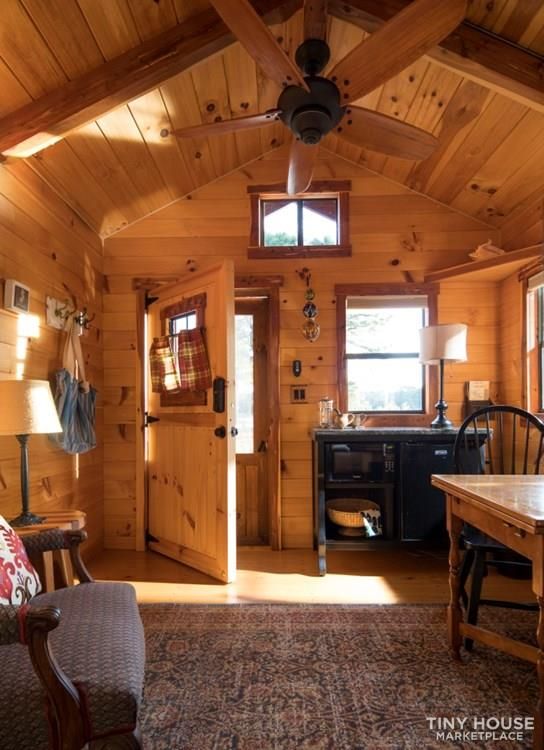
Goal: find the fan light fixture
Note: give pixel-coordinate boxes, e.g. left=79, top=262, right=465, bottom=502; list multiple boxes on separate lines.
left=172, top=0, right=467, bottom=195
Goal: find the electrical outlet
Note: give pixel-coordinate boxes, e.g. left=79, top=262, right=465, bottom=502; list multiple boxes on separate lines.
left=290, top=385, right=307, bottom=403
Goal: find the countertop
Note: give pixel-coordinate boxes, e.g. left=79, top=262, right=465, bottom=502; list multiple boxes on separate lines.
left=313, top=426, right=459, bottom=439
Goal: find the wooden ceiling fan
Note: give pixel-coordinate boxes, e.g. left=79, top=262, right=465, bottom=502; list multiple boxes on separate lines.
left=173, top=0, right=466, bottom=194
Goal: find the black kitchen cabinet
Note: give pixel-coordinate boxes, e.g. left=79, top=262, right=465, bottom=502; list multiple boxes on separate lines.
left=399, top=441, right=454, bottom=542
left=312, top=428, right=475, bottom=575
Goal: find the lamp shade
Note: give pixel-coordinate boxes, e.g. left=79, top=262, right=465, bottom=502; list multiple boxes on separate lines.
left=0, top=379, right=62, bottom=435
left=419, top=324, right=467, bottom=365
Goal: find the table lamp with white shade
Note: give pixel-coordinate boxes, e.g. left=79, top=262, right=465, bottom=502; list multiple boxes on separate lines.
left=419, top=324, right=468, bottom=429
left=0, top=379, right=62, bottom=526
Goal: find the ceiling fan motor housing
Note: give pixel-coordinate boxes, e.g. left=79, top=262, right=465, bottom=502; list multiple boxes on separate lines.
left=278, top=77, right=344, bottom=145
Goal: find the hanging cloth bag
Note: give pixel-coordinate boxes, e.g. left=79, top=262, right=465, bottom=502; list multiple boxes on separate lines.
left=51, top=318, right=97, bottom=454
left=177, top=328, right=212, bottom=391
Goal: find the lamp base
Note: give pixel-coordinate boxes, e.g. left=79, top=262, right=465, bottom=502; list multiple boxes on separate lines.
left=430, top=414, right=454, bottom=429
left=10, top=511, right=45, bottom=527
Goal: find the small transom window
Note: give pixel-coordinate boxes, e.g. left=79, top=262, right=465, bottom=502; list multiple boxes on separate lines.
left=248, top=180, right=351, bottom=259
left=261, top=197, right=338, bottom=247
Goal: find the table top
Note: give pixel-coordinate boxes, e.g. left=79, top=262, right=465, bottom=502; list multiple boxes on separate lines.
left=432, top=474, right=544, bottom=530
left=15, top=509, right=86, bottom=536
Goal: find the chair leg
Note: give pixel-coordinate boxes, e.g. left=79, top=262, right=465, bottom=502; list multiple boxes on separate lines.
left=465, top=550, right=486, bottom=652
left=459, top=548, right=475, bottom=610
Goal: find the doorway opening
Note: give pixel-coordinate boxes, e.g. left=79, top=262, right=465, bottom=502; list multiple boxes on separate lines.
left=235, top=296, right=271, bottom=546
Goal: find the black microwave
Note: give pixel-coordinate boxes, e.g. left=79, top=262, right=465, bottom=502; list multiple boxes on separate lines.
left=325, top=442, right=396, bottom=483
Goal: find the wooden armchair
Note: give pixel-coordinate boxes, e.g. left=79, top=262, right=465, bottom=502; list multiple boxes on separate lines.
left=0, top=529, right=145, bottom=750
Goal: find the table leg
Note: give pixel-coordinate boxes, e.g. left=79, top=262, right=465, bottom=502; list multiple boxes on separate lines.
left=535, top=596, right=544, bottom=750
left=59, top=549, right=74, bottom=587
left=42, top=550, right=55, bottom=592
left=447, top=501, right=463, bottom=660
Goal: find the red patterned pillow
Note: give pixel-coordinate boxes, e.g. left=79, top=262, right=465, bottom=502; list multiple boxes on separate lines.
left=0, top=515, right=41, bottom=605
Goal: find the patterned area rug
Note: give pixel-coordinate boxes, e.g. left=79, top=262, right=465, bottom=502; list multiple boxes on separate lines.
left=139, top=604, right=538, bottom=749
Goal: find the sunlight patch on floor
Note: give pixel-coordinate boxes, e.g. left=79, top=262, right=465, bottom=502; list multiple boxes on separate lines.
left=115, top=570, right=400, bottom=606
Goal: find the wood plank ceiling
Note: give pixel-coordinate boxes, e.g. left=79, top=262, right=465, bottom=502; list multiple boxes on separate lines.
left=0, top=0, right=542, bottom=247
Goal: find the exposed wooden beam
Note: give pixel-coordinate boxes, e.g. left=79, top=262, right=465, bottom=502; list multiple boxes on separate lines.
left=0, top=0, right=301, bottom=158
left=329, top=0, right=544, bottom=113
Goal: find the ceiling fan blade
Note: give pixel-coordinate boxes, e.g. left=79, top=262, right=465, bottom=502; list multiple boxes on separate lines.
left=337, top=106, right=437, bottom=160
left=287, top=137, right=318, bottom=195
left=304, top=0, right=328, bottom=41
left=173, top=109, right=282, bottom=139
left=328, top=0, right=466, bottom=104
left=209, top=0, right=309, bottom=90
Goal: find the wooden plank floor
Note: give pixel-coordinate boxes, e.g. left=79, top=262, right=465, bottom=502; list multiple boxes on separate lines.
left=88, top=547, right=534, bottom=605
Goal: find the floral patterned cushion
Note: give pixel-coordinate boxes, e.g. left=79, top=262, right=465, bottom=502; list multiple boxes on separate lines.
left=0, top=516, right=41, bottom=605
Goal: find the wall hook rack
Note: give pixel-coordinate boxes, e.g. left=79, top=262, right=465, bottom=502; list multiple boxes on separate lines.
left=46, top=296, right=95, bottom=333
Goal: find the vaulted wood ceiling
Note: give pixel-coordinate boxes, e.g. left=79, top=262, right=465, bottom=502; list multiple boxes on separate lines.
left=0, top=0, right=543, bottom=247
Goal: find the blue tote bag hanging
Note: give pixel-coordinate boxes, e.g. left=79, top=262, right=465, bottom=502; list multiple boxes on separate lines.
left=51, top=318, right=97, bottom=454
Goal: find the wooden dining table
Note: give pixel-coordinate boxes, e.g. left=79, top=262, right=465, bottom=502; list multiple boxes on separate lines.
left=431, top=474, right=544, bottom=749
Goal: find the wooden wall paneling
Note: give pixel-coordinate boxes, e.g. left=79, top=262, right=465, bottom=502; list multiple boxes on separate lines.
left=408, top=80, right=490, bottom=195
left=450, top=112, right=544, bottom=224
left=190, top=57, right=241, bottom=176
left=4, top=161, right=102, bottom=259
left=160, top=73, right=218, bottom=190
left=0, top=60, right=32, bottom=118
left=127, top=89, right=194, bottom=200
left=173, top=0, right=210, bottom=23
left=102, top=148, right=507, bottom=548
left=65, top=123, right=153, bottom=224
left=490, top=143, right=544, bottom=227
left=0, top=1, right=67, bottom=97
left=501, top=197, right=543, bottom=250
left=76, top=0, right=140, bottom=58
left=96, top=107, right=172, bottom=213
left=20, top=0, right=104, bottom=77
left=222, top=44, right=265, bottom=165
left=424, top=95, right=527, bottom=205
left=378, top=64, right=463, bottom=186
left=499, top=272, right=524, bottom=407
left=28, top=142, right=130, bottom=236
left=0, top=161, right=103, bottom=560
left=126, top=0, right=178, bottom=40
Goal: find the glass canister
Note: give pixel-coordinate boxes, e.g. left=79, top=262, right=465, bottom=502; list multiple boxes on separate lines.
left=319, top=398, right=334, bottom=428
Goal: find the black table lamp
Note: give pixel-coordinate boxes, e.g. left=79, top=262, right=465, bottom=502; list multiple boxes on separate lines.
left=0, top=379, right=62, bottom=526
left=419, top=324, right=468, bottom=429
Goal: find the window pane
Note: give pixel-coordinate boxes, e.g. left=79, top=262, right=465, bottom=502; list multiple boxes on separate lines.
left=302, top=199, right=337, bottom=245
left=346, top=307, right=424, bottom=354
left=262, top=200, right=297, bottom=246
left=235, top=315, right=254, bottom=453
left=347, top=358, right=423, bottom=411
left=171, top=311, right=197, bottom=334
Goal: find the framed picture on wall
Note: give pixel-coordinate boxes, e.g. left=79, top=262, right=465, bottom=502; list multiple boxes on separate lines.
left=4, top=279, right=30, bottom=313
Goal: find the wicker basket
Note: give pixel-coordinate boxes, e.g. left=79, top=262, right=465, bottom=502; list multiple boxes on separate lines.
left=326, top=498, right=383, bottom=537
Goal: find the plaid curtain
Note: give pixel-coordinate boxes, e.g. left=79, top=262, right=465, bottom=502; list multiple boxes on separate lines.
left=178, top=328, right=212, bottom=391
left=149, top=336, right=181, bottom=393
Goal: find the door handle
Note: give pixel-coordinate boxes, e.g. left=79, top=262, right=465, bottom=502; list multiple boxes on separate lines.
left=231, top=427, right=238, bottom=437
left=214, top=426, right=226, bottom=438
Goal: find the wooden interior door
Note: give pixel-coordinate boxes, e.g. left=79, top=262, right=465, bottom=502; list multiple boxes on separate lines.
left=235, top=298, right=269, bottom=545
left=146, top=262, right=236, bottom=582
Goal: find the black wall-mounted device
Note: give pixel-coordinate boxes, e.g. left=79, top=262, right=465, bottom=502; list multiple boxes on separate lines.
left=213, top=377, right=226, bottom=413
left=292, top=359, right=302, bottom=377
